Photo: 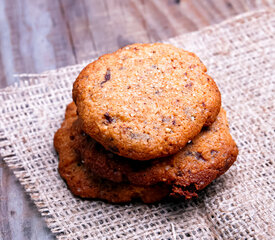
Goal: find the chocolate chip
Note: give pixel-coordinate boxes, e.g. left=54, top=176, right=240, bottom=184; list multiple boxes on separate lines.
left=172, top=120, right=176, bottom=125
left=105, top=69, right=111, bottom=80
left=70, top=135, right=75, bottom=140
left=155, top=90, right=160, bottom=94
left=104, top=112, right=114, bottom=123
left=185, top=82, right=193, bottom=88
left=101, top=69, right=111, bottom=86
left=194, top=152, right=206, bottom=161
left=202, top=102, right=206, bottom=107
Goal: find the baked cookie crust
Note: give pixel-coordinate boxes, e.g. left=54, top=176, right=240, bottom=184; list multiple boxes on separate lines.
left=73, top=43, right=221, bottom=160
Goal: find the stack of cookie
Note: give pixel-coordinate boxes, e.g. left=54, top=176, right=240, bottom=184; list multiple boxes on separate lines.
left=54, top=43, right=238, bottom=203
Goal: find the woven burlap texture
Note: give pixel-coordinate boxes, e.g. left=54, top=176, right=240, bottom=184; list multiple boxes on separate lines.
left=0, top=8, right=274, bottom=240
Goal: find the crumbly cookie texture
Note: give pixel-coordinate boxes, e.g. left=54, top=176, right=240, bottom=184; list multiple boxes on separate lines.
left=54, top=103, right=170, bottom=203
left=75, top=103, right=238, bottom=198
left=73, top=43, right=221, bottom=160
left=60, top=103, right=238, bottom=200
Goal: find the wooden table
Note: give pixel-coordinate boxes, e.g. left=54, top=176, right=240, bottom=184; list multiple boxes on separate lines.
left=0, top=1, right=271, bottom=239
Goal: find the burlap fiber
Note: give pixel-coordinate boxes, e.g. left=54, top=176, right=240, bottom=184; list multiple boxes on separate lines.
left=0, top=8, right=275, bottom=240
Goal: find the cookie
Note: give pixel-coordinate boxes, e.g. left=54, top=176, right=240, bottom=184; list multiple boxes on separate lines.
left=64, top=102, right=237, bottom=199
left=54, top=103, right=170, bottom=203
left=73, top=43, right=221, bottom=160
left=80, top=105, right=238, bottom=198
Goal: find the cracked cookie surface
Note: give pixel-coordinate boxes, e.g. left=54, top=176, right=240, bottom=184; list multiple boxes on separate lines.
left=73, top=43, right=221, bottom=160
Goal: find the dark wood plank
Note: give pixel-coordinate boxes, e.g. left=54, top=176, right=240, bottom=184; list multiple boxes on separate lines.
left=0, top=159, right=54, bottom=240
left=59, top=0, right=97, bottom=62
left=0, top=49, right=6, bottom=88
left=0, top=0, right=76, bottom=86
left=0, top=0, right=77, bottom=239
left=1, top=0, right=273, bottom=88
left=0, top=0, right=17, bottom=87
left=0, top=161, right=12, bottom=240
left=103, top=0, right=150, bottom=47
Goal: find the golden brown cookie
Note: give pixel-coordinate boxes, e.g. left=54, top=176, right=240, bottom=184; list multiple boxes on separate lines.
left=79, top=105, right=238, bottom=198
left=73, top=43, right=221, bottom=160
left=54, top=103, right=170, bottom=203
left=64, top=103, right=238, bottom=199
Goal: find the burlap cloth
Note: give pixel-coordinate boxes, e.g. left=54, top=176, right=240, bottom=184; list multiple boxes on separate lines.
left=0, top=8, right=274, bottom=240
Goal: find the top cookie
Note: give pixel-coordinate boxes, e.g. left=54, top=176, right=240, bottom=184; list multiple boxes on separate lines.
left=73, top=43, right=221, bottom=160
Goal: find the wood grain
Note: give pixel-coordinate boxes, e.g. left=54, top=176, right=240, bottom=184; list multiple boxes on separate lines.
left=0, top=0, right=273, bottom=239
